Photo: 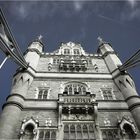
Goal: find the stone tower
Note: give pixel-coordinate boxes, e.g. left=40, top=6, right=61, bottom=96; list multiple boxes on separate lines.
left=0, top=37, right=140, bottom=140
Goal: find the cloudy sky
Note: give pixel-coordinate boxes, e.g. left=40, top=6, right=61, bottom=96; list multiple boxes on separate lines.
left=0, top=0, right=140, bottom=110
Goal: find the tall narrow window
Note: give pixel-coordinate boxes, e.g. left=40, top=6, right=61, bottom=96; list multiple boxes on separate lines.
left=89, top=125, right=95, bottom=140
left=64, top=125, right=69, bottom=140
left=53, top=59, right=56, bottom=64
left=77, top=125, right=82, bottom=140
left=39, top=131, right=44, bottom=140
left=45, top=131, right=50, bottom=140
left=70, top=125, right=76, bottom=139
left=43, top=90, right=48, bottom=99
left=83, top=125, right=88, bottom=139
left=38, top=90, right=43, bottom=99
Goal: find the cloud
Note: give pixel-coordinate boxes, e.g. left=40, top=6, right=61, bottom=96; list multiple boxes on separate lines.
left=73, top=1, right=85, bottom=12
left=121, top=1, right=140, bottom=21
left=7, top=1, right=59, bottom=22
left=3, top=1, right=140, bottom=23
left=127, top=0, right=137, bottom=8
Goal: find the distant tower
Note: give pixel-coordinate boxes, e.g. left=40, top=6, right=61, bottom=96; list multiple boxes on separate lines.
left=0, top=37, right=140, bottom=140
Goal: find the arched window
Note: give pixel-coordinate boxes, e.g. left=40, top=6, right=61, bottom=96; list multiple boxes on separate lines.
left=102, top=129, right=119, bottom=140
left=77, top=125, right=82, bottom=140
left=64, top=123, right=95, bottom=140
left=64, top=49, right=70, bottom=55
left=38, top=90, right=43, bottom=99
left=51, top=131, right=56, bottom=140
left=64, top=82, right=87, bottom=95
left=23, top=124, right=34, bottom=140
left=89, top=125, right=95, bottom=139
left=38, top=89, right=49, bottom=99
left=70, top=125, right=76, bottom=139
left=45, top=131, right=50, bottom=140
left=83, top=125, right=88, bottom=139
left=64, top=125, right=69, bottom=140
left=43, top=90, right=48, bottom=99
left=38, top=130, right=56, bottom=140
left=123, top=124, right=136, bottom=139
left=39, top=131, right=44, bottom=140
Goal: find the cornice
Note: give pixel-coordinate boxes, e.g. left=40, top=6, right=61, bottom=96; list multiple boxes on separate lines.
left=2, top=101, right=23, bottom=110
left=125, top=95, right=140, bottom=102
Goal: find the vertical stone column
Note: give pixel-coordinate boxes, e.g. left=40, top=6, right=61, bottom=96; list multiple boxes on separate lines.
left=114, top=74, right=140, bottom=131
left=0, top=104, right=22, bottom=139
left=93, top=104, right=103, bottom=140
left=58, top=105, right=63, bottom=140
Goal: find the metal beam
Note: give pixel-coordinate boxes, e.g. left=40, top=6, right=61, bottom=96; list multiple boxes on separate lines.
left=119, top=49, right=140, bottom=71
left=0, top=8, right=28, bottom=69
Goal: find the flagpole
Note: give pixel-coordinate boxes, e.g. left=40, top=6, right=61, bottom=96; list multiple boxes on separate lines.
left=0, top=55, right=10, bottom=69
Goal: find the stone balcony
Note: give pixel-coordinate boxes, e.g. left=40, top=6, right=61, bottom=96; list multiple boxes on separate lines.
left=58, top=93, right=97, bottom=115
left=59, top=59, right=88, bottom=72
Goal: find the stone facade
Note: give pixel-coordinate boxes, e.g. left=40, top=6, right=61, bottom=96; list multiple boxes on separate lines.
left=0, top=38, right=140, bottom=140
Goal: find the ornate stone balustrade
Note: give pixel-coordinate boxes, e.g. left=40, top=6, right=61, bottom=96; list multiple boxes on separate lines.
left=58, top=94, right=96, bottom=104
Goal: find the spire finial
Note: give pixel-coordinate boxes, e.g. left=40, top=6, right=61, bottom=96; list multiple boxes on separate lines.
left=97, top=36, right=104, bottom=45
left=38, top=35, right=43, bottom=41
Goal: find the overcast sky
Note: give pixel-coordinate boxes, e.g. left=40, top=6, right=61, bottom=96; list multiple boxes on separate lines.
left=0, top=0, right=140, bottom=111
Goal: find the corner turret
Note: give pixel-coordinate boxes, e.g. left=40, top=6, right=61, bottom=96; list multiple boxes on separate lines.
left=24, top=35, right=44, bottom=69
left=97, top=37, right=122, bottom=72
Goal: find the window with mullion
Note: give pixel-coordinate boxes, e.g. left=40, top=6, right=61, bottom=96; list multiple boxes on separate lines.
left=64, top=125, right=69, bottom=140
left=64, top=83, right=87, bottom=95
left=38, top=90, right=43, bottom=99
left=70, top=125, right=76, bottom=140
left=82, top=125, right=88, bottom=140
left=102, top=89, right=114, bottom=100
left=38, top=131, right=44, bottom=140
left=38, top=89, right=49, bottom=100
left=64, top=124, right=95, bottom=140
left=102, top=129, right=119, bottom=140
left=89, top=125, right=95, bottom=140
left=76, top=125, right=82, bottom=140
left=38, top=130, right=56, bottom=140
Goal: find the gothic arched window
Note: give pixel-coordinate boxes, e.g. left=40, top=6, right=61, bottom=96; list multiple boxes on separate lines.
left=64, top=125, right=69, bottom=139
left=89, top=125, right=95, bottom=139
left=83, top=125, right=88, bottom=139
left=123, top=124, right=136, bottom=139
left=51, top=131, right=56, bottom=140
left=39, top=130, right=56, bottom=140
left=64, top=123, right=95, bottom=140
left=23, top=124, right=34, bottom=140
left=64, top=82, right=87, bottom=95
left=39, top=131, right=44, bottom=140
left=102, top=129, right=119, bottom=140
left=45, top=131, right=50, bottom=140
left=77, top=125, right=82, bottom=139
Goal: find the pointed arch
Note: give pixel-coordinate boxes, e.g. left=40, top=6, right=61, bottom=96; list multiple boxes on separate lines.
left=63, top=81, right=88, bottom=95
left=20, top=117, right=39, bottom=140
